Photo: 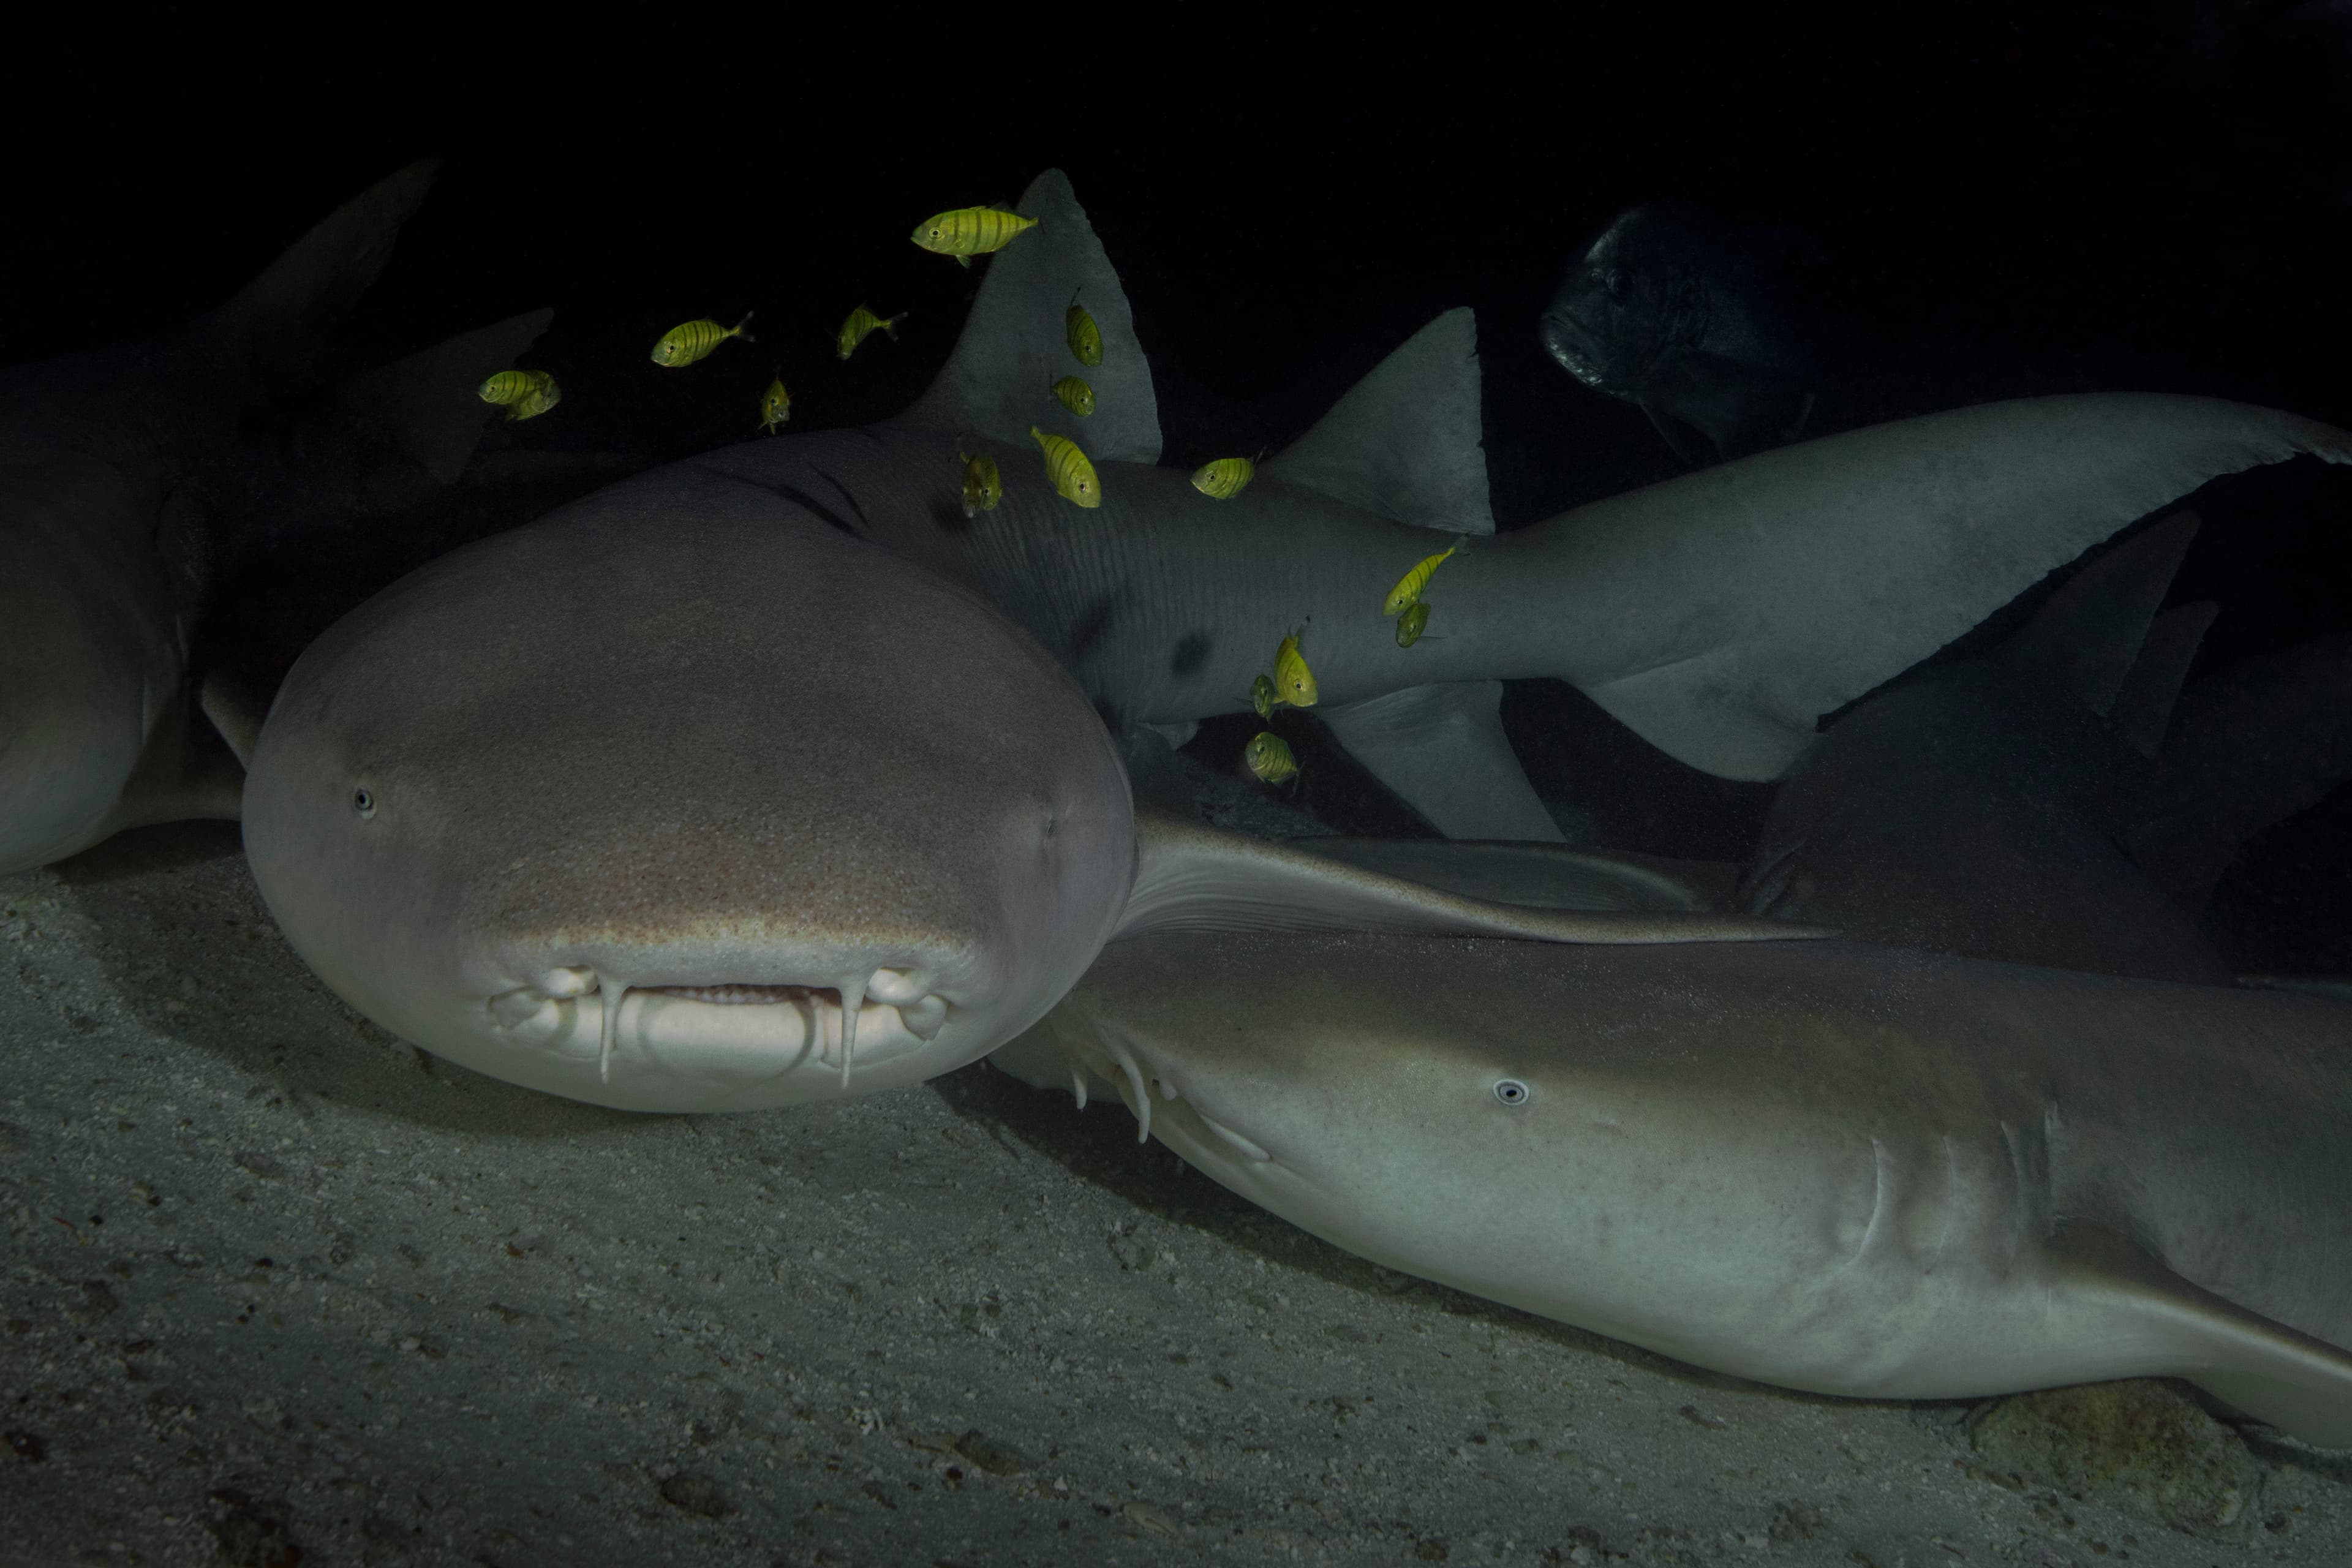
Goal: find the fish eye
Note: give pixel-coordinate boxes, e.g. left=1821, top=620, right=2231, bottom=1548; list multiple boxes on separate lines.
left=1493, top=1079, right=1530, bottom=1106
left=352, top=788, right=377, bottom=820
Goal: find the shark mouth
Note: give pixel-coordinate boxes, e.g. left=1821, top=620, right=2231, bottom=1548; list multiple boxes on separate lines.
left=1065, top=1019, right=1272, bottom=1165
left=484, top=964, right=951, bottom=1091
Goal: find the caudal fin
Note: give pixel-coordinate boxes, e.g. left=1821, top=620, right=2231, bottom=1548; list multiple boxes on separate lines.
left=1535, top=394, right=2351, bottom=781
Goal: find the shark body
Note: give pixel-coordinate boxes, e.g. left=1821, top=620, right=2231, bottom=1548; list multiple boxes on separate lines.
left=0, top=162, right=549, bottom=873
left=1001, top=928, right=2352, bottom=1448
left=244, top=164, right=2347, bottom=1111
left=595, top=170, right=2350, bottom=839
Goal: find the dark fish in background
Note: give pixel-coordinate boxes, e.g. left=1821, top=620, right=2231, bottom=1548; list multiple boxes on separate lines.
left=1539, top=202, right=1822, bottom=466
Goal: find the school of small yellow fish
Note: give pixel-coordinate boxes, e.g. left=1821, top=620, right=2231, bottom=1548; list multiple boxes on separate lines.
left=458, top=195, right=1444, bottom=796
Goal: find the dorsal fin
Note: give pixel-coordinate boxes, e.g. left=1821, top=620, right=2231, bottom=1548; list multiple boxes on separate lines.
left=197, top=160, right=440, bottom=380
left=892, top=170, right=1161, bottom=464
left=1264, top=307, right=1494, bottom=535
left=333, top=307, right=554, bottom=483
left=2109, top=599, right=2216, bottom=758
left=2003, top=509, right=2199, bottom=715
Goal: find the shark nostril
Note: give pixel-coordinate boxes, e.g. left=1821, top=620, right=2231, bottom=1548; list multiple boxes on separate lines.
left=864, top=966, right=930, bottom=1005
left=487, top=988, right=550, bottom=1027
left=899, top=995, right=948, bottom=1039
left=537, top=965, right=598, bottom=998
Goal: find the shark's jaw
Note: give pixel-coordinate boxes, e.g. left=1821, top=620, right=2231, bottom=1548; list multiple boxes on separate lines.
left=473, top=956, right=965, bottom=1100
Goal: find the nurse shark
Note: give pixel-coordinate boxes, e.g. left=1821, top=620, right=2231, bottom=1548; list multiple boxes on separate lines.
left=245, top=167, right=2348, bottom=1113
left=0, top=160, right=551, bottom=873
left=993, top=516, right=2352, bottom=1446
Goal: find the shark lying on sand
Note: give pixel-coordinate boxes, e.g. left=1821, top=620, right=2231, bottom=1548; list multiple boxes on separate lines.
left=243, top=486, right=1812, bottom=1113
left=0, top=160, right=549, bottom=873
left=244, top=165, right=2345, bottom=1110
left=994, top=929, right=2352, bottom=1448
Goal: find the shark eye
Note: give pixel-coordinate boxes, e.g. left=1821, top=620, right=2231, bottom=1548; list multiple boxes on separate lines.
left=1493, top=1079, right=1529, bottom=1106
left=352, top=788, right=377, bottom=820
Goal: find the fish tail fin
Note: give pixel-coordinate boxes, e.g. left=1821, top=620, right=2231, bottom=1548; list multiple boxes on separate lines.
left=883, top=313, right=905, bottom=339
left=734, top=310, right=755, bottom=342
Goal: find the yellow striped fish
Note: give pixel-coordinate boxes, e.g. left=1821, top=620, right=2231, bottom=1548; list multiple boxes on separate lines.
left=1244, top=731, right=1299, bottom=785
left=1395, top=601, right=1431, bottom=647
left=1050, top=375, right=1096, bottom=417
left=1066, top=296, right=1103, bottom=366
left=1190, top=457, right=1255, bottom=500
left=910, top=205, right=1038, bottom=267
left=1273, top=631, right=1318, bottom=707
left=958, top=449, right=1003, bottom=518
left=652, top=312, right=754, bottom=368
left=477, top=369, right=535, bottom=407
left=760, top=375, right=792, bottom=434
left=505, top=370, right=562, bottom=421
left=837, top=305, right=907, bottom=361
left=1382, top=544, right=1458, bottom=617
left=1251, top=674, right=1277, bottom=720
left=1030, top=425, right=1101, bottom=507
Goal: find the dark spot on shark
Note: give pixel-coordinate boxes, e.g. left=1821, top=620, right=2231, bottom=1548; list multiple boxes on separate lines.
left=1170, top=633, right=1211, bottom=678
left=1068, top=593, right=1120, bottom=661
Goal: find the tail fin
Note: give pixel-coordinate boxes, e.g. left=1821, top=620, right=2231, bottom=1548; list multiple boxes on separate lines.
left=1537, top=395, right=2351, bottom=781
left=195, top=159, right=439, bottom=379
left=332, top=307, right=554, bottom=483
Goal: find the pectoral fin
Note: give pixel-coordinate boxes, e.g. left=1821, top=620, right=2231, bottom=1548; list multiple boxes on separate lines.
left=1317, top=680, right=1563, bottom=841
left=1117, top=811, right=1821, bottom=944
left=2052, top=1221, right=2352, bottom=1448
left=1292, top=836, right=1733, bottom=913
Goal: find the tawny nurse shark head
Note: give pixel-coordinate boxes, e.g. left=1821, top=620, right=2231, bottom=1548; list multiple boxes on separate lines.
left=244, top=470, right=1139, bottom=1112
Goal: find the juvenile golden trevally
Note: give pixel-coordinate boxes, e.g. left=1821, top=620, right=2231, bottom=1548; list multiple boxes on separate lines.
left=1383, top=544, right=1458, bottom=617
left=477, top=369, right=535, bottom=407
left=1190, top=457, right=1255, bottom=500
left=760, top=375, right=792, bottom=434
left=1273, top=631, right=1317, bottom=707
left=958, top=448, right=1003, bottom=518
left=1395, top=600, right=1431, bottom=647
left=505, top=369, right=562, bottom=421
left=1251, top=673, right=1277, bottom=721
left=1066, top=296, right=1103, bottom=366
left=652, top=312, right=753, bottom=368
left=1244, top=730, right=1298, bottom=784
left=1051, top=375, right=1096, bottom=417
left=837, top=305, right=907, bottom=361
left=1030, top=425, right=1100, bottom=507
left=911, top=205, right=1037, bottom=268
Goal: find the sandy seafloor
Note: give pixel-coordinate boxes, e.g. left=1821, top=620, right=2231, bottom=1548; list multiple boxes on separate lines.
left=4, top=801, right=2350, bottom=1568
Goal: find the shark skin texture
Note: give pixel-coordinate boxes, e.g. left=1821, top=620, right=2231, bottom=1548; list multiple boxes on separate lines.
left=0, top=159, right=550, bottom=873
left=996, top=927, right=2352, bottom=1450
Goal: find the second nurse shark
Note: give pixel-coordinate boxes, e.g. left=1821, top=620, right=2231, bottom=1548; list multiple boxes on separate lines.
left=243, top=167, right=2350, bottom=1114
